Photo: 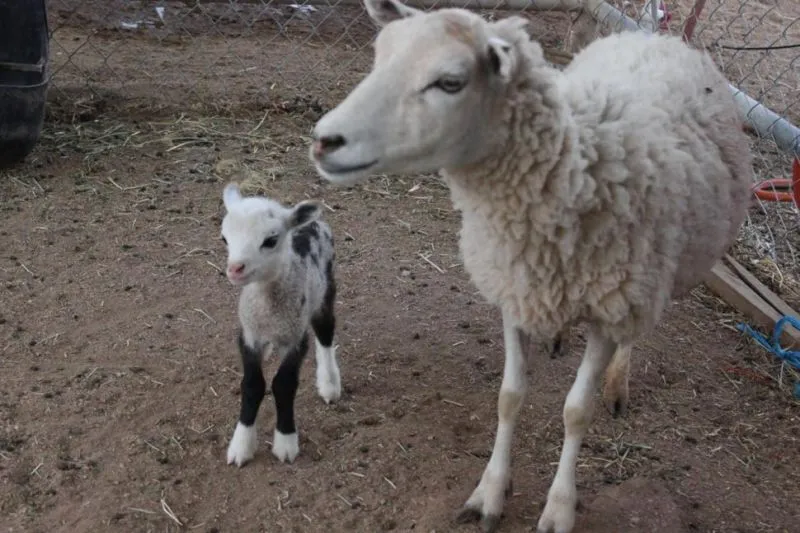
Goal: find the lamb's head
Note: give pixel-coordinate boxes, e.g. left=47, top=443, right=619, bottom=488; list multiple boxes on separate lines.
left=310, top=0, right=535, bottom=185
left=220, top=183, right=321, bottom=286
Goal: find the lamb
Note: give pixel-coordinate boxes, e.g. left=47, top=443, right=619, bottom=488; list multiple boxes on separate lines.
left=220, top=183, right=341, bottom=467
left=307, top=2, right=752, bottom=532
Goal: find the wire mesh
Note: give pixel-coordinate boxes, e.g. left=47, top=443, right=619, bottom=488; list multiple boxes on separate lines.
left=677, top=0, right=800, bottom=308
left=45, top=0, right=800, bottom=304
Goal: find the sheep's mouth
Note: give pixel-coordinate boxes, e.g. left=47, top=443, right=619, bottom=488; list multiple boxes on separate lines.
left=319, top=159, right=379, bottom=176
left=227, top=272, right=252, bottom=286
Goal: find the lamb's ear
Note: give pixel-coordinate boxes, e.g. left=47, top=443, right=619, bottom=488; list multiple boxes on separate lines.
left=287, top=200, right=322, bottom=229
left=487, top=37, right=517, bottom=82
left=223, top=182, right=242, bottom=210
left=364, top=0, right=422, bottom=27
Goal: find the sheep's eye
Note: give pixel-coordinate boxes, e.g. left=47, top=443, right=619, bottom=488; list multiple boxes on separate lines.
left=221, top=236, right=227, bottom=245
left=261, top=235, right=279, bottom=249
left=434, top=76, right=466, bottom=94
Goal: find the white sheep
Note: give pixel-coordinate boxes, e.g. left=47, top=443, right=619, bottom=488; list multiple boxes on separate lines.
left=308, top=2, right=752, bottom=532
left=220, top=183, right=341, bottom=467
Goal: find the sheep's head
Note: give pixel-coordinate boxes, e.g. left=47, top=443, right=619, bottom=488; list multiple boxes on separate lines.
left=220, top=183, right=321, bottom=286
left=310, top=0, right=532, bottom=185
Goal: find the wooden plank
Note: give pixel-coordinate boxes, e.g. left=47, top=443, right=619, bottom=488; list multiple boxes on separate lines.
left=704, top=262, right=800, bottom=347
left=722, top=254, right=800, bottom=349
left=723, top=254, right=800, bottom=321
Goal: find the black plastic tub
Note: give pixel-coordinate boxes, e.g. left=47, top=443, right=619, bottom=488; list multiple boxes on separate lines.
left=0, top=0, right=50, bottom=170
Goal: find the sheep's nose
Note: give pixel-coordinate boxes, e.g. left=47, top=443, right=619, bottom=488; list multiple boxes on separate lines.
left=311, top=133, right=346, bottom=159
left=227, top=263, right=245, bottom=275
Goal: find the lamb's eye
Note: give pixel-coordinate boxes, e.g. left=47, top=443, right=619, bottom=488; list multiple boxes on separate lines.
left=221, top=236, right=227, bottom=245
left=435, top=76, right=466, bottom=94
left=261, top=235, right=279, bottom=249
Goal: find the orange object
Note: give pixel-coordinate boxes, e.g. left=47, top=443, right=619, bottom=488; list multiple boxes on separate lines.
left=751, top=157, right=800, bottom=208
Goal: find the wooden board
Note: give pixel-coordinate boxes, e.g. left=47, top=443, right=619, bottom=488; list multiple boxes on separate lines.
left=704, top=261, right=800, bottom=348
left=723, top=254, right=799, bottom=322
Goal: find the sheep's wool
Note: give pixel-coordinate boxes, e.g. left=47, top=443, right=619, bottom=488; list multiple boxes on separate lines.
left=445, top=30, right=751, bottom=344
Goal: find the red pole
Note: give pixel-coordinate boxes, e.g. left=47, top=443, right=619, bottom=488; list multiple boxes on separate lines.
left=682, top=0, right=707, bottom=42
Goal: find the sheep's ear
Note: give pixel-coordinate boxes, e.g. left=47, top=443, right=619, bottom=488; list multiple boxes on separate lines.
left=287, top=200, right=321, bottom=229
left=223, top=182, right=242, bottom=210
left=487, top=37, right=517, bottom=82
left=491, top=15, right=529, bottom=37
left=364, top=0, right=421, bottom=27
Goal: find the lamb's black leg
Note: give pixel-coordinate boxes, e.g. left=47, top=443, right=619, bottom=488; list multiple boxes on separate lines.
left=226, top=330, right=266, bottom=467
left=311, top=259, right=341, bottom=403
left=270, top=335, right=309, bottom=463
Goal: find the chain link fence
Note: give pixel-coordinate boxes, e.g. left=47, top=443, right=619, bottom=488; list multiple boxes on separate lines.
left=46, top=1, right=800, bottom=118
left=45, top=0, right=800, bottom=304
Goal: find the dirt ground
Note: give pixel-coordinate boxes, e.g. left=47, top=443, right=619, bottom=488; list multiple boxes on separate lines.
left=2, top=1, right=800, bottom=532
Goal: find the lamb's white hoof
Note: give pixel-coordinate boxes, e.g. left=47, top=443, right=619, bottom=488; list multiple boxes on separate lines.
left=316, top=365, right=341, bottom=404
left=455, top=471, right=512, bottom=533
left=537, top=490, right=577, bottom=533
left=271, top=430, right=300, bottom=463
left=226, top=422, right=257, bottom=467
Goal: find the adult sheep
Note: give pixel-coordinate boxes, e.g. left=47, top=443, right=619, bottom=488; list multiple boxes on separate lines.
left=309, top=1, right=752, bottom=531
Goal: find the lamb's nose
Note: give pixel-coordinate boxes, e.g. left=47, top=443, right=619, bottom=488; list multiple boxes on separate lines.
left=312, top=134, right=347, bottom=158
left=228, top=263, right=245, bottom=275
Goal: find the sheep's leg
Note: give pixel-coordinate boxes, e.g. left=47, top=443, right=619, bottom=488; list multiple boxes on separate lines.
left=226, top=331, right=266, bottom=467
left=537, top=328, right=617, bottom=533
left=546, top=331, right=567, bottom=359
left=270, top=335, right=309, bottom=463
left=311, top=272, right=341, bottom=404
left=457, top=309, right=526, bottom=533
left=602, top=343, right=631, bottom=417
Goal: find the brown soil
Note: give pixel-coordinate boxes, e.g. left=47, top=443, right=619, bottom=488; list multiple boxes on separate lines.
left=1, top=2, right=799, bottom=533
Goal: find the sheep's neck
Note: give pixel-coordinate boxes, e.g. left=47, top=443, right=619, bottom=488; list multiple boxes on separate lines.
left=443, top=63, right=588, bottom=226
left=250, top=254, right=294, bottom=294
left=440, top=64, right=592, bottom=336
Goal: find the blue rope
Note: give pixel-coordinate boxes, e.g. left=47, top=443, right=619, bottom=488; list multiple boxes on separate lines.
left=736, top=316, right=800, bottom=398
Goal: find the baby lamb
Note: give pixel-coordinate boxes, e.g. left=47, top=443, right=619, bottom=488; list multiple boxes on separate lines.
left=309, top=1, right=752, bottom=532
left=220, top=183, right=341, bottom=466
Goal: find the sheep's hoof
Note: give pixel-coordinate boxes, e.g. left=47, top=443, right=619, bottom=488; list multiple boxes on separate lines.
left=546, top=333, right=567, bottom=359
left=455, top=508, right=502, bottom=533
left=611, top=398, right=627, bottom=418
left=226, top=422, right=257, bottom=467
left=316, top=371, right=342, bottom=405
left=480, top=514, right=502, bottom=533
left=536, top=489, right=578, bottom=533
left=455, top=507, right=482, bottom=524
left=455, top=477, right=512, bottom=532
left=551, top=335, right=563, bottom=358
left=271, top=430, right=300, bottom=463
left=602, top=383, right=628, bottom=418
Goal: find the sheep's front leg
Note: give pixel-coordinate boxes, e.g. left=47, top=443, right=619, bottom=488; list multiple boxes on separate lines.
left=271, top=335, right=309, bottom=463
left=537, top=328, right=617, bottom=533
left=457, top=309, right=527, bottom=533
left=227, top=331, right=266, bottom=467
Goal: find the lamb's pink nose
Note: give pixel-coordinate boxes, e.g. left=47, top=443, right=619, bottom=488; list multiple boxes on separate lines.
left=228, top=263, right=245, bottom=276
